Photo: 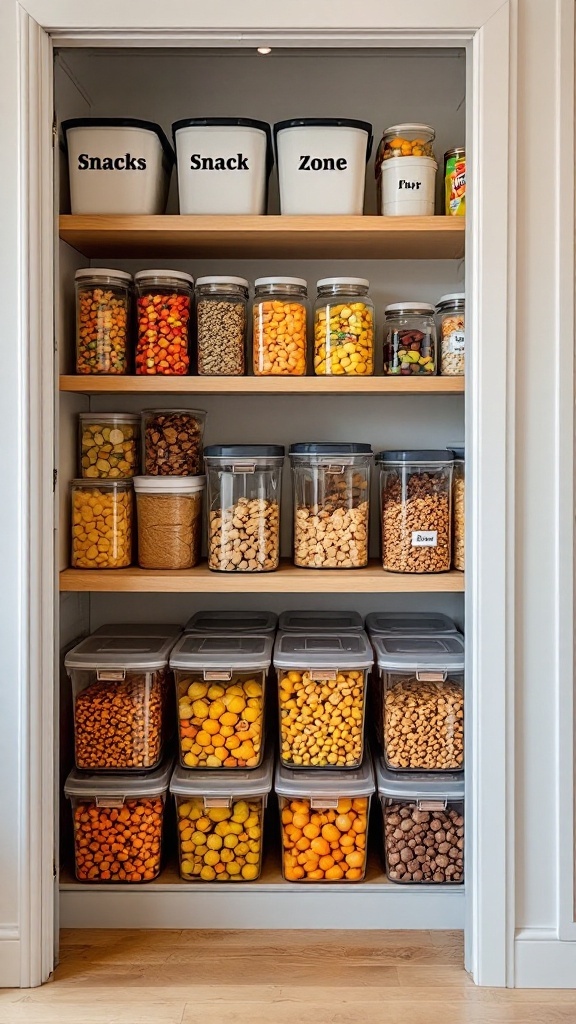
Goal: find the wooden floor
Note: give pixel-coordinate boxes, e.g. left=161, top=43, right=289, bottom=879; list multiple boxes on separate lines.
left=2, top=930, right=576, bottom=1023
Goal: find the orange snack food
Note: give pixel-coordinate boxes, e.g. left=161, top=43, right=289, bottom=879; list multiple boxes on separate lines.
left=71, top=479, right=133, bottom=569
left=71, top=797, right=163, bottom=882
left=280, top=796, right=369, bottom=882
left=253, top=277, right=307, bottom=375
left=135, top=270, right=193, bottom=376
left=177, top=676, right=264, bottom=769
left=75, top=269, right=131, bottom=376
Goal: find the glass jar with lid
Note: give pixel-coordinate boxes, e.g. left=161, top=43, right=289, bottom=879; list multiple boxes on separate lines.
left=377, top=123, right=435, bottom=162
left=252, top=277, right=307, bottom=376
left=437, top=293, right=465, bottom=376
left=195, top=276, right=249, bottom=376
left=313, top=278, right=374, bottom=375
left=383, top=303, right=437, bottom=376
left=75, top=268, right=132, bottom=375
left=134, top=269, right=193, bottom=376
left=71, top=478, right=133, bottom=569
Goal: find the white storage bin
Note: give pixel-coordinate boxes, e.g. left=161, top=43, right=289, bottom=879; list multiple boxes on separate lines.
left=278, top=610, right=364, bottom=633
left=274, top=118, right=373, bottom=215
left=184, top=610, right=278, bottom=635
left=62, top=117, right=174, bottom=215
left=172, top=118, right=273, bottom=215
left=379, top=156, right=437, bottom=216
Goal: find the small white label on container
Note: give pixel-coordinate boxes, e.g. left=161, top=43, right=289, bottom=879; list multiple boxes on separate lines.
left=411, top=531, right=438, bottom=547
left=449, top=331, right=465, bottom=353
left=398, top=179, right=422, bottom=190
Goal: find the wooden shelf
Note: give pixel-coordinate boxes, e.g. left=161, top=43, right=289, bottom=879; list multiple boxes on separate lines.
left=59, top=374, right=464, bottom=395
left=59, top=560, right=464, bottom=593
left=59, top=214, right=465, bottom=260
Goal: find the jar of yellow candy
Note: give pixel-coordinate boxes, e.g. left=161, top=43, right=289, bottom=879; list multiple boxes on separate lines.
left=313, top=278, right=374, bottom=376
left=71, top=478, right=133, bottom=569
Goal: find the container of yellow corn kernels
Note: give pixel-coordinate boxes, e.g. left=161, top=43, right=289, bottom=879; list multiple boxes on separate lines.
left=273, top=631, right=373, bottom=769
left=313, top=278, right=374, bottom=375
left=170, top=748, right=273, bottom=881
left=169, top=633, right=273, bottom=769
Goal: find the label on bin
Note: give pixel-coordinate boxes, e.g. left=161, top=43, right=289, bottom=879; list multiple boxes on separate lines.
left=78, top=154, right=147, bottom=171
left=411, top=531, right=438, bottom=547
left=96, top=797, right=125, bottom=809
left=203, top=671, right=233, bottom=681
left=311, top=797, right=339, bottom=809
left=298, top=155, right=349, bottom=171
left=190, top=153, right=250, bottom=171
left=97, top=670, right=126, bottom=682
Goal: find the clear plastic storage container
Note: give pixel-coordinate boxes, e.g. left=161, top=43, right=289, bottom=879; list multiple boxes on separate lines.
left=383, top=303, right=437, bottom=376
left=71, top=479, right=133, bottom=569
left=65, top=633, right=175, bottom=771
left=253, top=278, right=307, bottom=376
left=170, top=633, right=273, bottom=769
left=204, top=445, right=284, bottom=572
left=275, top=752, right=375, bottom=882
left=313, top=278, right=374, bottom=376
left=376, top=758, right=464, bottom=884
left=451, top=447, right=465, bottom=571
left=135, top=270, right=193, bottom=376
left=91, top=623, right=182, bottom=639
left=196, top=276, right=249, bottom=376
left=289, top=443, right=373, bottom=569
left=75, top=268, right=131, bottom=376
left=437, top=293, right=465, bottom=376
left=170, top=748, right=273, bottom=881
left=142, top=409, right=206, bottom=476
left=278, top=610, right=364, bottom=633
left=184, top=610, right=278, bottom=635
left=134, top=475, right=204, bottom=570
left=64, top=757, right=172, bottom=882
left=365, top=611, right=459, bottom=638
left=79, top=413, right=140, bottom=478
left=274, top=631, right=373, bottom=769
left=374, top=635, right=465, bottom=771
left=377, top=450, right=453, bottom=574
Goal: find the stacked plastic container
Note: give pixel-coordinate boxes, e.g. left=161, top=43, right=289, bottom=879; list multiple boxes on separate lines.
left=274, top=610, right=375, bottom=882
left=63, top=624, right=182, bottom=882
left=366, top=611, right=465, bottom=885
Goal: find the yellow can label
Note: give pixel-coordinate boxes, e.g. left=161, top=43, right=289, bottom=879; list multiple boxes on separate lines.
left=445, top=153, right=466, bottom=216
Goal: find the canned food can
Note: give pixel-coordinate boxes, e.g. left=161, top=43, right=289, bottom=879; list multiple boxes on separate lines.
left=444, top=148, right=465, bottom=216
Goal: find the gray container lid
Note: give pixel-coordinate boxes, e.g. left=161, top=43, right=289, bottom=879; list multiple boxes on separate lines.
left=375, top=757, right=464, bottom=801
left=184, top=610, right=278, bottom=636
left=65, top=633, right=176, bottom=672
left=91, top=623, right=182, bottom=640
left=373, top=635, right=465, bottom=673
left=170, top=746, right=274, bottom=800
left=278, top=610, right=364, bottom=633
left=365, top=612, right=459, bottom=637
left=273, top=631, right=373, bottom=671
left=64, top=756, right=174, bottom=800
left=170, top=633, right=273, bottom=671
left=275, top=750, right=375, bottom=800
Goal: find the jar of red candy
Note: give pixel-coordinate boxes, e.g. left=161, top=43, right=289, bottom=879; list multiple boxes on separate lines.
left=135, top=270, right=193, bottom=376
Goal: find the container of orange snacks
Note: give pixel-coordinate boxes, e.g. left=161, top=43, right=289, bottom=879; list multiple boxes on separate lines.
left=253, top=277, right=308, bottom=375
left=135, top=270, right=193, bottom=375
left=375, top=123, right=437, bottom=217
left=170, top=633, right=273, bottom=769
left=64, top=757, right=173, bottom=882
left=275, top=752, right=375, bottom=882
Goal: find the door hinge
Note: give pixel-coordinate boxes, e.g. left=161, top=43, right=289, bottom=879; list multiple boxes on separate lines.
left=53, top=468, right=58, bottom=492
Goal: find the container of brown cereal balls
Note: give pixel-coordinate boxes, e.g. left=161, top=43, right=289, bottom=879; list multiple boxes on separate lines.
left=377, top=450, right=453, bottom=573
left=376, top=758, right=464, bottom=884
left=273, top=630, right=373, bottom=769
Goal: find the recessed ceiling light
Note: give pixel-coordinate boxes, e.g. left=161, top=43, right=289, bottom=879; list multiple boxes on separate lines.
left=257, top=47, right=272, bottom=55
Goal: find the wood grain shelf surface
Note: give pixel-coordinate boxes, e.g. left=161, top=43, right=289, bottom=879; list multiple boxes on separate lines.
left=59, top=214, right=465, bottom=260
left=59, top=561, right=465, bottom=594
left=59, top=374, right=464, bottom=395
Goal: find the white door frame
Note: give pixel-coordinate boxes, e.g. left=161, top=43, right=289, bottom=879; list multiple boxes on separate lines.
left=1, top=0, right=517, bottom=988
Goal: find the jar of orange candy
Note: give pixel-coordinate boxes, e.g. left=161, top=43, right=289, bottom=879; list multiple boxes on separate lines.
left=135, top=270, right=193, bottom=375
left=252, top=276, right=308, bottom=376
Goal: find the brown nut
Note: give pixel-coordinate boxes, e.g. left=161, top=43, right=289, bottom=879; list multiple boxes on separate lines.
left=208, top=497, right=279, bottom=572
left=294, top=471, right=369, bottom=569
left=144, top=411, right=204, bottom=476
left=384, top=801, right=464, bottom=883
left=383, top=677, right=464, bottom=770
left=453, top=471, right=465, bottom=570
left=381, top=471, right=451, bottom=573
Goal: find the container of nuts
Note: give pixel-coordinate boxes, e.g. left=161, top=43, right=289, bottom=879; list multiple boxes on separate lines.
left=79, top=413, right=140, bottom=478
left=64, top=632, right=175, bottom=771
left=64, top=756, right=173, bottom=882
left=204, top=444, right=284, bottom=572
left=376, top=757, right=464, bottom=884
left=142, top=408, right=206, bottom=476
left=196, top=276, right=249, bottom=376
left=451, top=446, right=465, bottom=571
left=437, top=293, right=465, bottom=376
left=373, top=635, right=465, bottom=771
left=170, top=747, right=273, bottom=882
left=273, top=630, right=373, bottom=769
left=275, top=751, right=375, bottom=882
left=75, top=268, right=132, bottom=375
left=170, top=632, right=273, bottom=769
left=377, top=450, right=453, bottom=573
left=290, top=443, right=372, bottom=569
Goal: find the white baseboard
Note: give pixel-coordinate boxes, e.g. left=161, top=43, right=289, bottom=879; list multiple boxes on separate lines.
left=515, top=929, right=576, bottom=988
left=0, top=928, right=21, bottom=987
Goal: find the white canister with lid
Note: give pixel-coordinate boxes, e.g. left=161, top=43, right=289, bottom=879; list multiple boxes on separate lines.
left=376, top=123, right=437, bottom=217
left=274, top=118, right=373, bottom=215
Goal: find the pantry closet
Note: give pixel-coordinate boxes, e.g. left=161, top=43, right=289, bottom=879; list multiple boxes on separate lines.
left=4, top=0, right=574, bottom=993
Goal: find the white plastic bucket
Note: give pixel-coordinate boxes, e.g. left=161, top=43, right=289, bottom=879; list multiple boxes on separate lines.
left=62, top=118, right=174, bottom=215
left=274, top=118, right=373, bottom=215
left=173, top=118, right=273, bottom=215
left=379, top=155, right=437, bottom=216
